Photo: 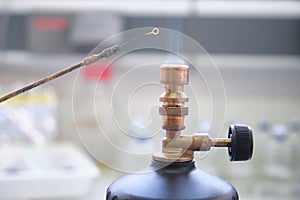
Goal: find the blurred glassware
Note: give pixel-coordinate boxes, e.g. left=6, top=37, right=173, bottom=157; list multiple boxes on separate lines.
left=262, top=125, right=298, bottom=199
left=0, top=82, right=58, bottom=145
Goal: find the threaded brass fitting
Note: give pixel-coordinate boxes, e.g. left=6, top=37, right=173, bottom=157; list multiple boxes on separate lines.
left=153, top=64, right=253, bottom=163
left=153, top=64, right=193, bottom=162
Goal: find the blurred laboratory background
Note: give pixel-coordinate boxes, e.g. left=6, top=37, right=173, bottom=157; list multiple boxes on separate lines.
left=0, top=0, right=300, bottom=200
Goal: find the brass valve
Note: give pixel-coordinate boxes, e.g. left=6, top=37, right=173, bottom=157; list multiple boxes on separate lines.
left=153, top=64, right=253, bottom=163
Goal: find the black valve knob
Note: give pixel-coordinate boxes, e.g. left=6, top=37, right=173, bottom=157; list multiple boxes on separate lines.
left=228, top=124, right=253, bottom=161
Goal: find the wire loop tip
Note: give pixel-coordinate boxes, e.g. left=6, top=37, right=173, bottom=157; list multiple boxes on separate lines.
left=146, top=27, right=159, bottom=36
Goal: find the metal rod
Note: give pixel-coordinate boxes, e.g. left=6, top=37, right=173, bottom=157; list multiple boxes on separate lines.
left=0, top=27, right=159, bottom=104
left=0, top=61, right=84, bottom=103
left=210, top=138, right=232, bottom=147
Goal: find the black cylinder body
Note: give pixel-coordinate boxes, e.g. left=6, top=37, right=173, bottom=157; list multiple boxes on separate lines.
left=106, top=161, right=238, bottom=200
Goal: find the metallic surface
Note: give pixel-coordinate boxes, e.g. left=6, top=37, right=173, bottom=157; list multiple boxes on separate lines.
left=153, top=64, right=191, bottom=162
left=0, top=61, right=84, bottom=103
left=153, top=64, right=233, bottom=163
left=0, top=45, right=119, bottom=104
left=0, top=27, right=159, bottom=104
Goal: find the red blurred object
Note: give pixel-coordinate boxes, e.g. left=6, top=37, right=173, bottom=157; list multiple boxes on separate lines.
left=82, top=62, right=113, bottom=82
left=32, top=17, right=69, bottom=31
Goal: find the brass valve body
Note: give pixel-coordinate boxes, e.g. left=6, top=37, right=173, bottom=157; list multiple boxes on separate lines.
left=153, top=64, right=193, bottom=162
left=159, top=64, right=189, bottom=134
left=153, top=64, right=233, bottom=163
